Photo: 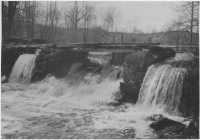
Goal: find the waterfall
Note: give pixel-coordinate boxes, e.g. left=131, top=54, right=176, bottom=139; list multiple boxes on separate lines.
left=9, top=54, right=38, bottom=84
left=137, top=64, right=187, bottom=114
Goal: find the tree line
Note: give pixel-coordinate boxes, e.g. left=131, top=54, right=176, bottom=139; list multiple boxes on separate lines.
left=2, top=1, right=199, bottom=45
left=2, top=1, right=124, bottom=44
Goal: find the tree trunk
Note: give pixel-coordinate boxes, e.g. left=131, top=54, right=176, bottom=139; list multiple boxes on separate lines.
left=7, top=2, right=18, bottom=37
left=190, top=1, right=194, bottom=45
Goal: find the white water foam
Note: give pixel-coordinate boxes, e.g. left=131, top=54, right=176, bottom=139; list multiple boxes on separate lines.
left=2, top=54, right=188, bottom=138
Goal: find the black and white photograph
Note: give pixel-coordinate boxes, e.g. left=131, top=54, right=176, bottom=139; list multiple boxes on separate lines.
left=1, top=1, right=199, bottom=139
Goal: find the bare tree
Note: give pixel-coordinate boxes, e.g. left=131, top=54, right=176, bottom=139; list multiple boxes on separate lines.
left=39, top=2, right=61, bottom=42
left=163, top=21, right=184, bottom=45
left=83, top=2, right=96, bottom=42
left=64, top=1, right=96, bottom=42
left=167, top=1, right=199, bottom=45
left=103, top=7, right=122, bottom=32
left=132, top=14, right=139, bottom=33
left=2, top=1, right=19, bottom=38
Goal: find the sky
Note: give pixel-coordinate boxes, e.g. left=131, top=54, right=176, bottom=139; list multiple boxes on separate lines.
left=58, top=1, right=181, bottom=33
left=98, top=1, right=180, bottom=32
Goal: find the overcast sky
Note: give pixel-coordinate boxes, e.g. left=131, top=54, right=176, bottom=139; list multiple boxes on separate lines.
left=98, top=1, right=179, bottom=32
left=58, top=1, right=181, bottom=33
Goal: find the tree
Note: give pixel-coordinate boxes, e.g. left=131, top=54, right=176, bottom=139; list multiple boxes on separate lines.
left=83, top=2, right=96, bottom=42
left=64, top=1, right=96, bottom=42
left=103, top=7, right=122, bottom=32
left=164, top=22, right=184, bottom=45
left=2, top=1, right=19, bottom=38
left=131, top=14, right=139, bottom=33
left=40, top=1, right=61, bottom=42
left=167, top=1, right=199, bottom=45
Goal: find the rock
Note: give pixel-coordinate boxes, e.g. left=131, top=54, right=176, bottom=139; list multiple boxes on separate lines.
left=1, top=75, right=8, bottom=83
left=41, top=46, right=51, bottom=54
left=31, top=71, right=48, bottom=82
left=123, top=50, right=149, bottom=84
left=148, top=46, right=176, bottom=63
left=178, top=61, right=199, bottom=116
left=113, top=52, right=131, bottom=66
left=123, top=47, right=176, bottom=85
left=156, top=118, right=199, bottom=139
left=158, top=123, right=186, bottom=139
left=34, top=50, right=88, bottom=80
left=145, top=114, right=165, bottom=121
left=120, top=82, right=140, bottom=103
left=122, top=47, right=176, bottom=103
left=150, top=117, right=185, bottom=131
left=187, top=118, right=199, bottom=132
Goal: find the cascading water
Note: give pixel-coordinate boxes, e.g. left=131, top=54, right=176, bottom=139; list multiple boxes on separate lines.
left=2, top=52, right=188, bottom=139
left=136, top=64, right=187, bottom=114
left=8, top=54, right=38, bottom=84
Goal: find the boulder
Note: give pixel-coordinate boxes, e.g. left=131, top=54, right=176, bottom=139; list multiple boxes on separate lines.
left=187, top=118, right=199, bottom=133
left=122, top=46, right=176, bottom=101
left=155, top=117, right=198, bottom=139
left=41, top=46, right=51, bottom=54
left=120, top=82, right=140, bottom=103
left=150, top=116, right=185, bottom=131
left=148, top=46, right=176, bottom=63
left=123, top=50, right=148, bottom=84
left=112, top=52, right=131, bottom=66
left=1, top=75, right=8, bottom=83
left=33, top=50, right=88, bottom=79
left=145, top=114, right=165, bottom=121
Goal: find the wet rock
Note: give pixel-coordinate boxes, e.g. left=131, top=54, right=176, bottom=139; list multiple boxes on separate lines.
left=120, top=82, right=140, bottom=103
left=123, top=47, right=176, bottom=85
left=150, top=117, right=185, bottom=131
left=41, top=46, right=51, bottom=54
left=1, top=75, right=8, bottom=83
left=31, top=71, right=48, bottom=82
left=111, top=92, right=124, bottom=104
left=187, top=118, right=199, bottom=133
left=148, top=46, right=176, bottom=63
left=157, top=121, right=200, bottom=139
left=178, top=61, right=199, bottom=117
left=145, top=114, right=165, bottom=121
left=34, top=50, right=88, bottom=80
left=147, top=114, right=189, bottom=139
left=113, top=52, right=131, bottom=66
left=122, top=47, right=176, bottom=103
left=123, top=50, right=149, bottom=84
